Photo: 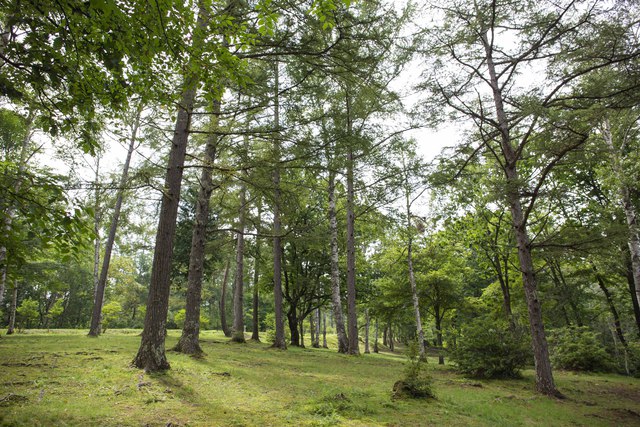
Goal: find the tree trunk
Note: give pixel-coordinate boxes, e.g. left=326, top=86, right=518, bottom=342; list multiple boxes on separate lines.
left=345, top=94, right=359, bottom=355
left=322, top=310, right=328, bottom=348
left=592, top=264, right=627, bottom=348
left=287, top=309, right=300, bottom=347
left=251, top=224, right=261, bottom=342
left=495, top=253, right=515, bottom=330
left=220, top=260, right=231, bottom=337
left=89, top=107, right=141, bottom=337
left=92, top=156, right=101, bottom=303
left=271, top=57, right=286, bottom=350
left=313, top=308, right=321, bottom=348
left=309, top=312, right=316, bottom=346
left=435, top=314, right=444, bottom=365
left=231, top=171, right=247, bottom=343
left=132, top=5, right=209, bottom=372
left=383, top=324, right=388, bottom=347
left=6, top=280, right=17, bottom=334
left=602, top=119, right=640, bottom=328
left=482, top=31, right=559, bottom=397
left=364, top=308, right=370, bottom=354
left=373, top=319, right=379, bottom=353
left=174, top=100, right=221, bottom=354
left=624, top=251, right=640, bottom=337
left=299, top=317, right=305, bottom=348
left=328, top=167, right=349, bottom=353
left=404, top=177, right=426, bottom=359
left=388, top=323, right=394, bottom=352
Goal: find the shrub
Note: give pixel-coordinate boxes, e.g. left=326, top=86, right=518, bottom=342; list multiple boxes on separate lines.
left=392, top=341, right=435, bottom=399
left=449, top=318, right=530, bottom=379
left=102, top=301, right=124, bottom=331
left=16, top=298, right=39, bottom=329
left=548, top=326, right=612, bottom=372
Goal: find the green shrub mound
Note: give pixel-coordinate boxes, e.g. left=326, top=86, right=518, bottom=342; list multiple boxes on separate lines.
left=449, top=319, right=530, bottom=379
left=392, top=342, right=435, bottom=399
left=548, top=326, right=612, bottom=372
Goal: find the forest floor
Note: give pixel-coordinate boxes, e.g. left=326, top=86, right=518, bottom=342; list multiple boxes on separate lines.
left=0, top=330, right=639, bottom=426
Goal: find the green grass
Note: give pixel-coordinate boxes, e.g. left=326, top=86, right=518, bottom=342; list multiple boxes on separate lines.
left=1, top=329, right=639, bottom=426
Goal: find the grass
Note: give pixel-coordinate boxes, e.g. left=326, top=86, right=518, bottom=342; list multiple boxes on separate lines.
left=0, top=329, right=639, bottom=426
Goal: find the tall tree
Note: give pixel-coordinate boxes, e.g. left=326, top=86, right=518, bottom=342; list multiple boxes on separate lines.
left=600, top=116, right=640, bottom=326
left=231, top=134, right=249, bottom=343
left=173, top=99, right=222, bottom=354
left=271, top=56, right=287, bottom=349
left=133, top=3, right=211, bottom=371
left=89, top=105, right=141, bottom=336
left=423, top=0, right=639, bottom=395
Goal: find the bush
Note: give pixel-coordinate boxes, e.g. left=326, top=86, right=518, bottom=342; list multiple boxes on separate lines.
left=16, top=299, right=40, bottom=329
left=392, top=341, right=434, bottom=399
left=102, top=301, right=124, bottom=331
left=548, top=326, right=612, bottom=372
left=621, top=341, right=640, bottom=377
left=449, top=318, right=530, bottom=379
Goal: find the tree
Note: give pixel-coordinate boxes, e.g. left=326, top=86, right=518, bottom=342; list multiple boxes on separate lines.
left=89, top=105, right=141, bottom=336
left=599, top=114, right=640, bottom=332
left=133, top=2, right=211, bottom=371
left=174, top=99, right=222, bottom=354
left=422, top=0, right=639, bottom=396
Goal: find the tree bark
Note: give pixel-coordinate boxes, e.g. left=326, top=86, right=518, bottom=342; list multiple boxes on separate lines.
left=287, top=308, right=300, bottom=346
left=494, top=252, right=515, bottom=330
left=220, top=260, right=231, bottom=337
left=89, top=107, right=141, bottom=337
left=92, top=156, right=101, bottom=304
left=231, top=163, right=247, bottom=343
left=345, top=94, right=359, bottom=355
left=328, top=167, right=349, bottom=353
left=299, top=316, right=305, bottom=348
left=6, top=280, right=17, bottom=334
left=383, top=324, right=388, bottom=347
left=132, top=4, right=209, bottom=372
left=174, top=100, right=221, bottom=354
left=271, top=57, right=286, bottom=350
left=313, top=308, right=321, bottom=348
left=373, top=319, right=379, bottom=353
left=435, top=313, right=444, bottom=365
left=404, top=171, right=426, bottom=359
left=251, top=220, right=261, bottom=341
left=364, top=308, right=370, bottom=354
left=624, top=251, right=640, bottom=337
left=481, top=30, right=559, bottom=397
left=322, top=310, right=328, bottom=348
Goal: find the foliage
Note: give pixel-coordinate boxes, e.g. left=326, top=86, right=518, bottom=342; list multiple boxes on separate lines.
left=15, top=298, right=39, bottom=329
left=548, top=326, right=613, bottom=372
left=173, top=308, right=210, bottom=330
left=449, top=317, right=531, bottom=379
left=392, top=341, right=435, bottom=399
left=102, top=301, right=125, bottom=331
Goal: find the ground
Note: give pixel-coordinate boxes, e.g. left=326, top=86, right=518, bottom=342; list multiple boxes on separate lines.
left=0, top=330, right=639, bottom=426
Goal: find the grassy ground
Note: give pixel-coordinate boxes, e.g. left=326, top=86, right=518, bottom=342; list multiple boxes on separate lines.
left=0, top=330, right=639, bottom=426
